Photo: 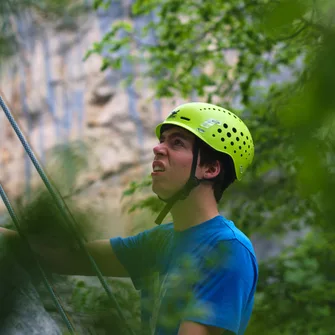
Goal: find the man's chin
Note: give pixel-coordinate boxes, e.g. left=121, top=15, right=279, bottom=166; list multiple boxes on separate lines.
left=152, top=185, right=173, bottom=200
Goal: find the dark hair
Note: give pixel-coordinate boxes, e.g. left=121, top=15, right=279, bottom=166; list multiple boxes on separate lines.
left=198, top=140, right=236, bottom=203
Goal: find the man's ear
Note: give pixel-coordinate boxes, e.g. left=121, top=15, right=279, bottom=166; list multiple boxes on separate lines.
left=203, top=160, right=221, bottom=179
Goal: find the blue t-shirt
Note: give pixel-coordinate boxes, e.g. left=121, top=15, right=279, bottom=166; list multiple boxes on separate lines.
left=110, top=215, right=258, bottom=335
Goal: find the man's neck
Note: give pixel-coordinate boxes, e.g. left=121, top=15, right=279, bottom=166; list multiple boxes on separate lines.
left=170, top=187, right=220, bottom=231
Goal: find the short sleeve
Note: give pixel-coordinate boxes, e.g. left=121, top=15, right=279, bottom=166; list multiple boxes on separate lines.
left=110, top=225, right=170, bottom=289
left=181, top=240, right=258, bottom=334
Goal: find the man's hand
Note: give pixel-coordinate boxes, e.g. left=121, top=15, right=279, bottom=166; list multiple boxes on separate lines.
left=178, top=321, right=224, bottom=335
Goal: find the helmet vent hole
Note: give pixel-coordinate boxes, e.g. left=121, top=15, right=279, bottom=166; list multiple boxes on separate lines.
left=241, top=154, right=243, bottom=157
left=233, top=128, right=237, bottom=133
left=236, top=137, right=239, bottom=141
left=221, top=138, right=225, bottom=142
left=180, top=117, right=190, bottom=121
left=248, top=145, right=250, bottom=148
left=217, top=129, right=222, bottom=133
left=212, top=134, right=215, bottom=137
left=223, top=123, right=228, bottom=128
left=239, top=146, right=242, bottom=149
left=234, top=150, right=236, bottom=153
left=243, top=141, right=246, bottom=145
left=224, top=146, right=227, bottom=149
left=246, top=136, right=249, bottom=139
left=227, top=132, right=231, bottom=137
left=241, top=132, right=244, bottom=136
left=231, top=142, right=234, bottom=146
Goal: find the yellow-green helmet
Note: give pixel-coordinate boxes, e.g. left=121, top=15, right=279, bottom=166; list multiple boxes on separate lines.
left=156, top=102, right=254, bottom=180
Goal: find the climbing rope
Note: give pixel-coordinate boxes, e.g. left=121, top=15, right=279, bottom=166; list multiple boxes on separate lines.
left=0, top=182, right=76, bottom=334
left=0, top=95, right=135, bottom=335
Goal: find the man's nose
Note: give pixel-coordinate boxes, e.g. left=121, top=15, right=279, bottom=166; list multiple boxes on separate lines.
left=153, top=142, right=167, bottom=156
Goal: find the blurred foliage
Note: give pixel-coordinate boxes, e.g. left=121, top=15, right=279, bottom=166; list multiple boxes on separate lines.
left=0, top=142, right=112, bottom=332
left=88, top=0, right=335, bottom=333
left=4, top=141, right=92, bottom=252
left=0, top=140, right=144, bottom=334
left=70, top=277, right=141, bottom=334
left=252, top=230, right=335, bottom=334
left=45, top=140, right=90, bottom=196
left=121, top=175, right=164, bottom=214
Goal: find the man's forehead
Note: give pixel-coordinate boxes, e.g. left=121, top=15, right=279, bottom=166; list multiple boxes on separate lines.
left=160, top=126, right=194, bottom=139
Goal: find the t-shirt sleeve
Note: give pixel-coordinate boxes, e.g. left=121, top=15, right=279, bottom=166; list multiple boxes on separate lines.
left=110, top=226, right=163, bottom=289
left=181, top=240, right=258, bottom=334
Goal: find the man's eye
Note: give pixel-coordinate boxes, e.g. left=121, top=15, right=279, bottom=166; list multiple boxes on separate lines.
left=173, top=139, right=184, bottom=146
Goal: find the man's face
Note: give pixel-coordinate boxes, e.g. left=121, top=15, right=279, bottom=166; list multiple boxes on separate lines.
left=151, top=126, right=195, bottom=199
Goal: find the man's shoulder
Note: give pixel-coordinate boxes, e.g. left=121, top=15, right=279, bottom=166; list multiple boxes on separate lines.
left=146, top=222, right=174, bottom=235
left=141, top=222, right=174, bottom=246
left=214, top=216, right=256, bottom=259
left=210, top=218, right=258, bottom=281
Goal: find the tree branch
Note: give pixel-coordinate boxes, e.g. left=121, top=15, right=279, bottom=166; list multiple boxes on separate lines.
left=276, top=22, right=309, bottom=42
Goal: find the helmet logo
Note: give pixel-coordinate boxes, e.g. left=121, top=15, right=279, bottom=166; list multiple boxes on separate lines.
left=167, top=109, right=180, bottom=119
left=201, top=119, right=221, bottom=129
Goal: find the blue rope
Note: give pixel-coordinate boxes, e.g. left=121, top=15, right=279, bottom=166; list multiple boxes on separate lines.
left=0, top=95, right=135, bottom=335
left=0, top=183, right=76, bottom=334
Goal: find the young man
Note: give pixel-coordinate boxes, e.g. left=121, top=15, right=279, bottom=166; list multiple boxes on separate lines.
left=108, top=102, right=258, bottom=335
left=0, top=102, right=258, bottom=335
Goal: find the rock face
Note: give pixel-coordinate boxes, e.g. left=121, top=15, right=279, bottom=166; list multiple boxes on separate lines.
left=0, top=1, right=180, bottom=234
left=0, top=271, right=62, bottom=335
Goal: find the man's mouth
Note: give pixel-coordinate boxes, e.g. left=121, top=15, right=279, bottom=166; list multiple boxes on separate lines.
left=153, top=166, right=165, bottom=172
left=152, top=161, right=166, bottom=173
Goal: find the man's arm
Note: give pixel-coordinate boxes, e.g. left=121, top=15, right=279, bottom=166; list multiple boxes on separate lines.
left=178, top=321, right=223, bottom=335
left=0, top=227, right=129, bottom=277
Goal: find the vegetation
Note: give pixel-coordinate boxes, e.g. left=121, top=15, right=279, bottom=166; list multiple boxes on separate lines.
left=88, top=0, right=335, bottom=333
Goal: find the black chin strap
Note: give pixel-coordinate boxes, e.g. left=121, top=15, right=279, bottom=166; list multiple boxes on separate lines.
left=155, top=140, right=201, bottom=225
